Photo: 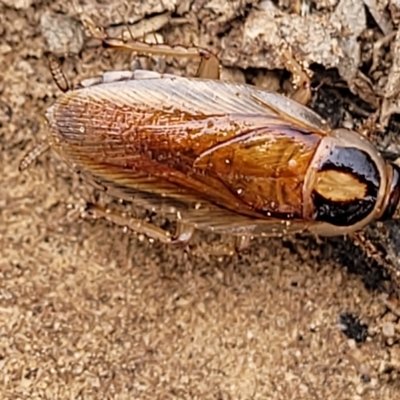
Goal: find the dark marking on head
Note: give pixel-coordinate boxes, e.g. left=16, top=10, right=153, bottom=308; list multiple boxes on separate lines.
left=312, top=146, right=380, bottom=226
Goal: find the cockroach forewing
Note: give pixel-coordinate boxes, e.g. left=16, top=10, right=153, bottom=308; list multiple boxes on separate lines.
left=48, top=74, right=330, bottom=238
left=70, top=72, right=330, bottom=129
left=193, top=122, right=321, bottom=215
left=250, top=91, right=331, bottom=132
left=96, top=69, right=330, bottom=132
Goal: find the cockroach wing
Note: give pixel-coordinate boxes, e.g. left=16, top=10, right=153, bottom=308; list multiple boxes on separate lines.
left=101, top=70, right=331, bottom=132
left=48, top=75, right=330, bottom=237
left=249, top=91, right=331, bottom=132
left=194, top=121, right=321, bottom=218
left=79, top=167, right=315, bottom=238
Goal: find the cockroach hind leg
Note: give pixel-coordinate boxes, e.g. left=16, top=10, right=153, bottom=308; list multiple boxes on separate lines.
left=83, top=203, right=194, bottom=245
left=279, top=45, right=312, bottom=105
left=192, top=235, right=252, bottom=258
left=107, top=39, right=220, bottom=80
left=174, top=220, right=195, bottom=243
left=19, top=141, right=50, bottom=172
left=234, top=235, right=253, bottom=252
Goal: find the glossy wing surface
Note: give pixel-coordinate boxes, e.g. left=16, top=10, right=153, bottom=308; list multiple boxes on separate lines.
left=47, top=75, right=326, bottom=222
left=194, top=122, right=320, bottom=217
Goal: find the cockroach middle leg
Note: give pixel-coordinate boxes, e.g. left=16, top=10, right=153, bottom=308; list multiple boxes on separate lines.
left=82, top=19, right=220, bottom=79
left=207, top=235, right=253, bottom=257
left=82, top=200, right=252, bottom=254
left=83, top=203, right=195, bottom=245
left=101, top=38, right=220, bottom=79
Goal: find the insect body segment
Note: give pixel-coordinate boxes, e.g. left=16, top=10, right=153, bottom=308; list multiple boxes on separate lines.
left=305, top=127, right=400, bottom=233
left=312, top=144, right=380, bottom=226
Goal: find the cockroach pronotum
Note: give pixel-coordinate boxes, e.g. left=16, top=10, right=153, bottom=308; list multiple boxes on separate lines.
left=20, top=25, right=400, bottom=250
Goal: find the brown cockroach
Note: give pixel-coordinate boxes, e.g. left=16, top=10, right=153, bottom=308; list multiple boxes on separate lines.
left=21, top=27, right=400, bottom=249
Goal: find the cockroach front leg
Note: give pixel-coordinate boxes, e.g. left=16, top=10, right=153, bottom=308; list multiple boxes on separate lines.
left=83, top=20, right=220, bottom=80
left=83, top=203, right=195, bottom=245
left=280, top=46, right=312, bottom=105
left=350, top=231, right=400, bottom=287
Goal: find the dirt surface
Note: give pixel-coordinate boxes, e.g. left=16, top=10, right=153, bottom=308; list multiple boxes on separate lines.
left=3, top=0, right=400, bottom=399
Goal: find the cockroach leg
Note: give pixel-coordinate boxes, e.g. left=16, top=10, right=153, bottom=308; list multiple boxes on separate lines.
left=369, top=31, right=396, bottom=74
left=195, top=48, right=220, bottom=79
left=47, top=53, right=70, bottom=92
left=83, top=203, right=194, bottom=244
left=350, top=231, right=400, bottom=286
left=103, top=38, right=220, bottom=79
left=82, top=19, right=220, bottom=79
left=193, top=235, right=252, bottom=257
left=280, top=46, right=312, bottom=105
left=19, top=141, right=50, bottom=171
left=234, top=235, right=253, bottom=252
left=350, top=231, right=387, bottom=267
left=174, top=218, right=196, bottom=243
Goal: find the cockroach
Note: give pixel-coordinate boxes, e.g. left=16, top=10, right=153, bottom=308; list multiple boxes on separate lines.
left=21, top=27, right=400, bottom=249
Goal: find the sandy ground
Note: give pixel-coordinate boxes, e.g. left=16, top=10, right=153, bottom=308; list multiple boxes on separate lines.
left=2, top=0, right=400, bottom=399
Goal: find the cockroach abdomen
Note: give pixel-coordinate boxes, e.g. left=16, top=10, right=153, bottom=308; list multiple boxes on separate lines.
left=311, top=146, right=380, bottom=226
